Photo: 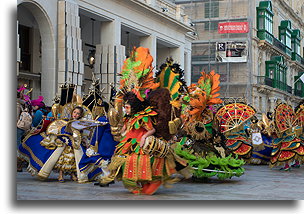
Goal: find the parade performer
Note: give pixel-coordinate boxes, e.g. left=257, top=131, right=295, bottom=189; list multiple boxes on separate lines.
left=249, top=114, right=274, bottom=165
left=18, top=104, right=89, bottom=182
left=292, top=101, right=304, bottom=168
left=17, top=83, right=111, bottom=182
left=31, top=96, right=47, bottom=128
left=97, top=47, right=187, bottom=195
left=215, top=100, right=256, bottom=161
left=175, top=71, right=245, bottom=180
left=78, top=112, right=118, bottom=183
left=77, top=79, right=119, bottom=183
left=17, top=84, right=33, bottom=172
left=270, top=101, right=304, bottom=170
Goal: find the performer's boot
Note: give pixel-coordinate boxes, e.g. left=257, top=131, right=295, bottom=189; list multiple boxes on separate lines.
left=280, top=163, right=291, bottom=171
left=58, top=170, right=64, bottom=182
left=142, top=181, right=162, bottom=195
left=291, top=160, right=300, bottom=168
left=70, top=173, right=78, bottom=181
left=141, top=183, right=150, bottom=194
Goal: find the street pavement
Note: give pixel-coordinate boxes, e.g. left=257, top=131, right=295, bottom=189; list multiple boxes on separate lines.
left=16, top=164, right=304, bottom=200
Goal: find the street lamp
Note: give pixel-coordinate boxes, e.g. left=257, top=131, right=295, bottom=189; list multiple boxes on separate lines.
left=87, top=18, right=96, bottom=69
left=88, top=49, right=95, bottom=69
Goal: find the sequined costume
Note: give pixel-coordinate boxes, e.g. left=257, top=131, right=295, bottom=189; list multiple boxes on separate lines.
left=270, top=102, right=304, bottom=168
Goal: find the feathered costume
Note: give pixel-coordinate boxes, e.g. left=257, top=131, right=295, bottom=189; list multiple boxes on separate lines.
left=215, top=101, right=256, bottom=160
left=175, top=71, right=246, bottom=180
left=270, top=102, right=304, bottom=168
left=98, top=48, right=187, bottom=195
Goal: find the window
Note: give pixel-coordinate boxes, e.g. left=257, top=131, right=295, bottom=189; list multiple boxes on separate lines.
left=294, top=73, right=304, bottom=97
left=266, top=56, right=287, bottom=91
left=256, top=1, right=274, bottom=42
left=205, top=1, right=219, bottom=18
left=279, top=20, right=292, bottom=49
left=19, top=25, right=31, bottom=71
left=204, top=21, right=219, bottom=31
left=291, top=29, right=301, bottom=55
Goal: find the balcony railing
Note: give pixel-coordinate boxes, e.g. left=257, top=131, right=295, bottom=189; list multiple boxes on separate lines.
left=273, top=37, right=285, bottom=53
left=273, top=37, right=292, bottom=58
left=292, top=52, right=302, bottom=63
left=257, top=30, right=273, bottom=44
left=257, top=76, right=293, bottom=94
left=257, top=76, right=273, bottom=87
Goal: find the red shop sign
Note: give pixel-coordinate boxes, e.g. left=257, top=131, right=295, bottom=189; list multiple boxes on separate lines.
left=218, top=22, right=249, bottom=34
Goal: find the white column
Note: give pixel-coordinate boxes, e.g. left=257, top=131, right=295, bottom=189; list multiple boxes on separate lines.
left=94, top=20, right=125, bottom=100
left=57, top=0, right=84, bottom=95
left=184, top=50, right=191, bottom=85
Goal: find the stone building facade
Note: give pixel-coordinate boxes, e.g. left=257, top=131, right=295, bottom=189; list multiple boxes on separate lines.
left=174, top=0, right=304, bottom=116
left=17, top=0, right=195, bottom=105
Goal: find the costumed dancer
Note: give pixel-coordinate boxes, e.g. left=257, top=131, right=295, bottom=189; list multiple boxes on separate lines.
left=215, top=100, right=256, bottom=162
left=174, top=70, right=246, bottom=180
left=270, top=101, right=304, bottom=170
left=292, top=101, right=304, bottom=168
left=16, top=85, right=33, bottom=172
left=77, top=78, right=119, bottom=183
left=249, top=114, right=274, bottom=165
left=18, top=83, right=105, bottom=182
left=18, top=104, right=88, bottom=182
left=97, top=47, right=188, bottom=195
left=31, top=96, right=47, bottom=128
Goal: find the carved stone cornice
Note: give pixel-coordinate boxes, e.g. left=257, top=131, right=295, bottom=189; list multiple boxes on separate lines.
left=256, top=85, right=272, bottom=95
left=276, top=0, right=304, bottom=29
left=289, top=60, right=304, bottom=70
left=256, top=39, right=304, bottom=70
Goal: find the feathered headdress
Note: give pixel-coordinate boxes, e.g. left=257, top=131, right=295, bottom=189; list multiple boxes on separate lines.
left=118, top=46, right=159, bottom=102
left=155, top=58, right=187, bottom=108
left=183, top=70, right=223, bottom=122
left=17, top=84, right=32, bottom=102
left=31, top=96, right=45, bottom=108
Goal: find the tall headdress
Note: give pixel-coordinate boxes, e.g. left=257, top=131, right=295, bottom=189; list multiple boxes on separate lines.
left=183, top=70, right=223, bottom=122
left=155, top=57, right=187, bottom=108
left=117, top=46, right=160, bottom=102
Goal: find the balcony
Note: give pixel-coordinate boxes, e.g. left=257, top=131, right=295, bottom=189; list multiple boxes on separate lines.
left=292, top=52, right=302, bottom=63
left=273, top=37, right=292, bottom=58
left=257, top=76, right=292, bottom=94
left=274, top=80, right=287, bottom=91
left=257, top=76, right=273, bottom=87
left=273, top=37, right=285, bottom=53
left=257, top=30, right=273, bottom=44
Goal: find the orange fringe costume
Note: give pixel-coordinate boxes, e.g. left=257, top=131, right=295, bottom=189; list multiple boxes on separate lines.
left=99, top=47, right=187, bottom=194
left=101, top=107, right=186, bottom=194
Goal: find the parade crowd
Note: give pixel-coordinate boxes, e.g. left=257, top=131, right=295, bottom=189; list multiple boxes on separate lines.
left=16, top=47, right=304, bottom=195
